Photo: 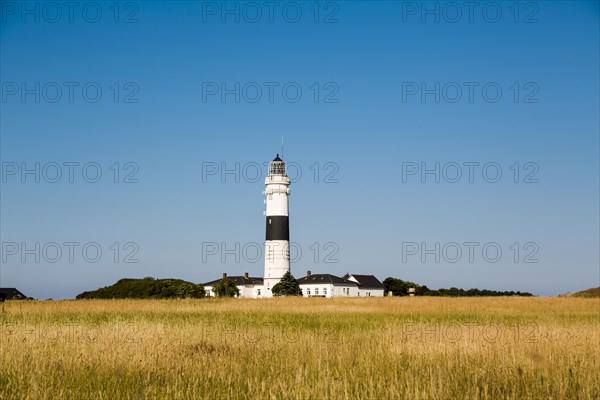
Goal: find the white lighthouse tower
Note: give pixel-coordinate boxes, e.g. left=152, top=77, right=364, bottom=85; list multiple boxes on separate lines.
left=263, top=154, right=291, bottom=297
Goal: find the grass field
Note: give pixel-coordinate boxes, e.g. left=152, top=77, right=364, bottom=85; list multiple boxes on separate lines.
left=1, top=297, right=598, bottom=399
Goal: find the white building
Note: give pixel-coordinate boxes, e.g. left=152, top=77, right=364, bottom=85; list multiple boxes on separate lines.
left=203, top=273, right=263, bottom=298
left=297, top=272, right=358, bottom=298
left=296, top=271, right=385, bottom=297
left=203, top=271, right=385, bottom=298
left=347, top=274, right=385, bottom=297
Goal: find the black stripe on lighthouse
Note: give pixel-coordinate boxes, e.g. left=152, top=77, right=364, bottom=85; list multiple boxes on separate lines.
left=265, top=216, right=289, bottom=241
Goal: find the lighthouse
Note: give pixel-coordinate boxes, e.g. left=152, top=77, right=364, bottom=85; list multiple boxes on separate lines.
left=263, top=154, right=291, bottom=296
left=202, top=152, right=385, bottom=299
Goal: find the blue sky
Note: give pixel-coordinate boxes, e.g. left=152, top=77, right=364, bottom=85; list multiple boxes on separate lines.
left=1, top=1, right=598, bottom=298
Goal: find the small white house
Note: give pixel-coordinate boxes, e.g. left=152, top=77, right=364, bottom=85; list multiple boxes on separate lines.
left=204, top=273, right=264, bottom=298
left=296, top=271, right=358, bottom=298
left=347, top=274, right=385, bottom=297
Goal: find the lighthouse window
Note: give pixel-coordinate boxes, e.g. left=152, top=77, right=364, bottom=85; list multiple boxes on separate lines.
left=270, top=162, right=285, bottom=175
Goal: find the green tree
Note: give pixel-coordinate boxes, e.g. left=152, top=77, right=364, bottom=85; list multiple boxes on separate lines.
left=342, top=273, right=350, bottom=280
left=176, top=283, right=206, bottom=298
left=272, top=271, right=302, bottom=297
left=383, top=277, right=413, bottom=296
left=212, top=277, right=240, bottom=297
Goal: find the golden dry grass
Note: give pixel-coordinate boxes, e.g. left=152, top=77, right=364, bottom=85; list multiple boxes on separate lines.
left=1, top=297, right=598, bottom=399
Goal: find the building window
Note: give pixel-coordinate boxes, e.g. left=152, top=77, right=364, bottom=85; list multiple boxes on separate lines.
left=315, top=288, right=319, bottom=295
left=324, top=288, right=327, bottom=296
left=307, top=289, right=310, bottom=296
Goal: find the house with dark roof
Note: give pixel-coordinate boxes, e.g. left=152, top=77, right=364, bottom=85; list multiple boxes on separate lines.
left=204, top=273, right=264, bottom=298
left=297, top=271, right=358, bottom=297
left=347, top=274, right=385, bottom=297
left=0, top=288, right=28, bottom=300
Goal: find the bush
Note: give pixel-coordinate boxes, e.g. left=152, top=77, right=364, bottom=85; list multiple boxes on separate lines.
left=76, top=278, right=206, bottom=299
left=383, top=277, right=532, bottom=297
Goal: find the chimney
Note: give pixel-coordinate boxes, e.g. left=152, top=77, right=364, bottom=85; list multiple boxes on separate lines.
left=306, top=270, right=311, bottom=277
left=222, top=273, right=227, bottom=279
left=244, top=272, right=249, bottom=278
